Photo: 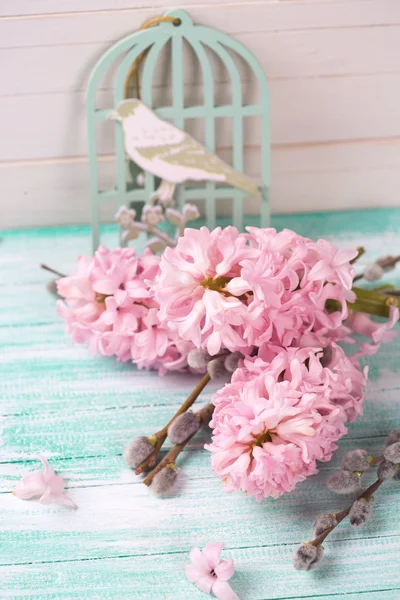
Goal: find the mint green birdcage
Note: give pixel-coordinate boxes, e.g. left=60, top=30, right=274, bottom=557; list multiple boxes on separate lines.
left=86, top=9, right=270, bottom=251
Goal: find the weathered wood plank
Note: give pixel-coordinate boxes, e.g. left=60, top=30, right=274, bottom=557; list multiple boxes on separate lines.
left=1, top=538, right=399, bottom=599
left=2, top=140, right=400, bottom=228
left=1, top=467, right=399, bottom=566
left=0, top=435, right=391, bottom=493
left=2, top=75, right=400, bottom=162
left=2, top=387, right=399, bottom=458
left=2, top=26, right=400, bottom=95
left=2, top=0, right=398, bottom=44
left=1, top=213, right=400, bottom=597
left=0, top=0, right=386, bottom=18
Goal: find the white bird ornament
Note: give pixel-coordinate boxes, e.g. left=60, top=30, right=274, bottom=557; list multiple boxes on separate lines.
left=109, top=99, right=261, bottom=205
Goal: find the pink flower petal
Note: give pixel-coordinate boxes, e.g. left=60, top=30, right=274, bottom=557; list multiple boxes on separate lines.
left=13, top=456, right=77, bottom=509
left=212, top=579, right=240, bottom=600
left=39, top=489, right=77, bottom=509
left=214, top=558, right=235, bottom=582
left=92, top=279, right=116, bottom=295
left=185, top=564, right=203, bottom=583
left=13, top=472, right=46, bottom=500
left=35, top=455, right=54, bottom=479
left=190, top=546, right=211, bottom=574
left=195, top=574, right=215, bottom=594
left=203, top=542, right=225, bottom=569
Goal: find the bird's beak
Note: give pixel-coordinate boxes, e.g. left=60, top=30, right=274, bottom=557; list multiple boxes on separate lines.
left=107, top=110, right=119, bottom=120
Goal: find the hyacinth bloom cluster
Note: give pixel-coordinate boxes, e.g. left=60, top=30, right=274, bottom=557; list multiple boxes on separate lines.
left=153, top=226, right=358, bottom=355
left=56, top=246, right=193, bottom=374
left=206, top=344, right=368, bottom=500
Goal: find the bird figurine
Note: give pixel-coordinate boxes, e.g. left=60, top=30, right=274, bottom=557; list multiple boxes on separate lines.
left=108, top=99, right=261, bottom=205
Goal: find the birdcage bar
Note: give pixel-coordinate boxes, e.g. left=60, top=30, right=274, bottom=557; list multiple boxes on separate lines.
left=186, top=33, right=216, bottom=229
left=206, top=36, right=244, bottom=230
left=87, top=9, right=270, bottom=250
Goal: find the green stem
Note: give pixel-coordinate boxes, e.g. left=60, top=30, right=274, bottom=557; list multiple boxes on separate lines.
left=350, top=287, right=400, bottom=318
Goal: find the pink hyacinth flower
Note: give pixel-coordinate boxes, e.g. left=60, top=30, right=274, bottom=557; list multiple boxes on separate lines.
left=185, top=543, right=239, bottom=600
left=350, top=305, right=399, bottom=358
left=13, top=455, right=77, bottom=509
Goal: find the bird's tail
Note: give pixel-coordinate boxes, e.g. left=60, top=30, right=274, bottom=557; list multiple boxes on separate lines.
left=225, top=170, right=261, bottom=199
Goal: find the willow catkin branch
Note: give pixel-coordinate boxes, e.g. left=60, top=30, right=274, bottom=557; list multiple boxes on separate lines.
left=135, top=373, right=211, bottom=474
left=350, top=247, right=365, bottom=264
left=354, top=254, right=400, bottom=282
left=310, top=479, right=384, bottom=547
left=40, top=264, right=67, bottom=278
left=143, top=403, right=214, bottom=487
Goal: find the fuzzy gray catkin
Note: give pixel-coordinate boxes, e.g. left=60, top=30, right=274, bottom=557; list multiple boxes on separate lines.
left=312, top=513, right=337, bottom=537
left=207, top=356, right=227, bottom=380
left=384, top=442, right=400, bottom=464
left=47, top=279, right=59, bottom=296
left=377, top=459, right=398, bottom=480
left=340, top=449, right=371, bottom=472
left=123, top=436, right=155, bottom=469
left=187, top=349, right=209, bottom=370
left=167, top=411, right=200, bottom=445
left=224, top=352, right=242, bottom=373
left=363, top=263, right=384, bottom=282
left=293, top=544, right=324, bottom=571
left=327, top=470, right=361, bottom=494
left=349, top=498, right=373, bottom=527
left=385, top=430, right=400, bottom=448
left=151, top=464, right=179, bottom=496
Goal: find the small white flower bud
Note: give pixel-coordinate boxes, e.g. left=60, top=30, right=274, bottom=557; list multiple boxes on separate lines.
left=123, top=435, right=156, bottom=469
left=115, top=205, right=136, bottom=229
left=136, top=172, right=145, bottom=187
left=187, top=349, right=210, bottom=370
left=151, top=463, right=179, bottom=496
left=327, top=470, right=361, bottom=494
left=349, top=498, right=373, bottom=527
left=182, top=203, right=200, bottom=222
left=377, top=459, right=398, bottom=480
left=384, top=442, right=400, bottom=464
left=167, top=411, right=200, bottom=445
left=207, top=356, right=227, bottom=380
left=341, top=449, right=372, bottom=472
left=141, top=205, right=164, bottom=226
left=312, top=513, right=337, bottom=537
left=293, top=543, right=323, bottom=571
left=224, top=352, right=243, bottom=373
left=363, top=263, right=384, bottom=282
left=386, top=430, right=400, bottom=448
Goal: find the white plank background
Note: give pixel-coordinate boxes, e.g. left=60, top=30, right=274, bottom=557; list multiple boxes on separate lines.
left=1, top=0, right=400, bottom=228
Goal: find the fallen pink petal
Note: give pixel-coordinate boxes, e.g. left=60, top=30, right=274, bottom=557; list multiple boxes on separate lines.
left=185, top=543, right=239, bottom=599
left=13, top=455, right=77, bottom=509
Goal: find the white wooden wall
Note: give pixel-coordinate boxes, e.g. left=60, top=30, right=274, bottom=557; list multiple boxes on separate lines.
left=1, top=0, right=400, bottom=229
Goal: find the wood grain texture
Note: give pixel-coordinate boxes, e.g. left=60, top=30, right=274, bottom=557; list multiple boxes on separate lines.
left=2, top=140, right=400, bottom=229
left=1, top=0, right=400, bottom=227
left=1, top=209, right=400, bottom=598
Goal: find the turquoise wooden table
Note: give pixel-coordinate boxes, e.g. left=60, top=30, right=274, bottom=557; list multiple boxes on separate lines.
left=1, top=209, right=400, bottom=599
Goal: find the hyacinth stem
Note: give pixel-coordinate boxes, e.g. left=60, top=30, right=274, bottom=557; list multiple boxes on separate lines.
left=40, top=264, right=67, bottom=278
left=143, top=403, right=214, bottom=487
left=135, top=373, right=211, bottom=475
left=310, top=478, right=384, bottom=548
left=351, top=286, right=400, bottom=319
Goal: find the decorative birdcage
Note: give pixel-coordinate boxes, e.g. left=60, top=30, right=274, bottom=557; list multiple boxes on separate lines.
left=86, top=9, right=270, bottom=251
